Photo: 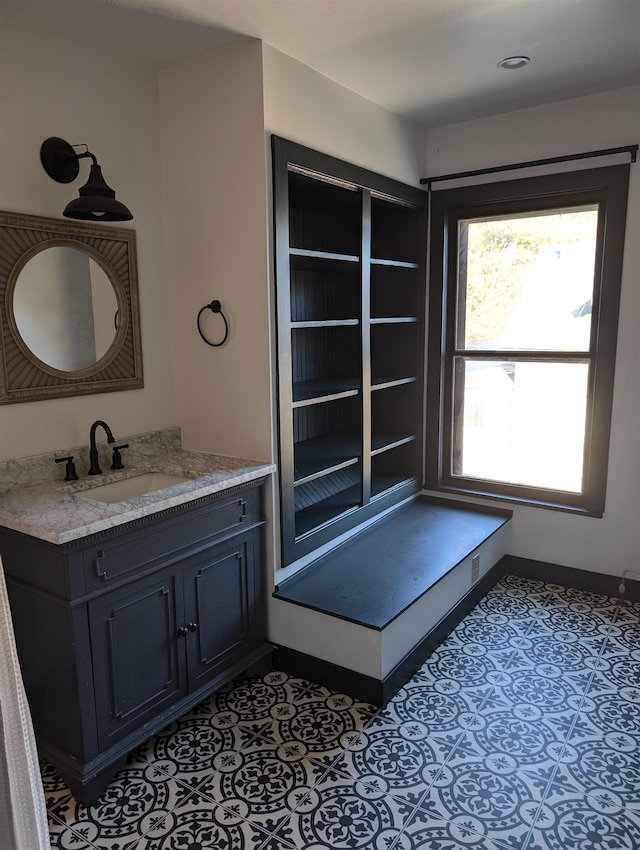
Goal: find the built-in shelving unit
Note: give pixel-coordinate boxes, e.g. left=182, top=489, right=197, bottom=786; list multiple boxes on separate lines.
left=273, top=137, right=427, bottom=565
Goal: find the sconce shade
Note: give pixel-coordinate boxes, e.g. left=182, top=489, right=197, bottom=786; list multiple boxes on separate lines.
left=40, top=136, right=133, bottom=222
left=62, top=163, right=133, bottom=221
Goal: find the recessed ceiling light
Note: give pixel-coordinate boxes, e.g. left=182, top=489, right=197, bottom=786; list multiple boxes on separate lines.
left=498, top=55, right=531, bottom=70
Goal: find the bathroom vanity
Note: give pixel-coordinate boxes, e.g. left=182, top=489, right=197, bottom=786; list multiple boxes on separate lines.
left=0, top=433, right=274, bottom=802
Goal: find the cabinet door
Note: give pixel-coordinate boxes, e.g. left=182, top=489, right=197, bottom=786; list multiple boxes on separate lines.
left=183, top=533, right=261, bottom=691
left=89, top=565, right=186, bottom=751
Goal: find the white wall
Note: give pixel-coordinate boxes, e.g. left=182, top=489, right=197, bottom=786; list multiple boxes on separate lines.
left=158, top=42, right=271, bottom=463
left=425, top=86, right=640, bottom=577
left=0, top=8, right=175, bottom=460
left=263, top=45, right=425, bottom=187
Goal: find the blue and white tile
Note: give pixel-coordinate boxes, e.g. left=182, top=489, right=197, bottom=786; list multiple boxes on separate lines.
left=470, top=592, right=538, bottom=628
left=587, top=656, right=640, bottom=695
left=528, top=787, right=640, bottom=849
left=382, top=673, right=491, bottom=738
left=331, top=718, right=453, bottom=802
left=414, top=749, right=548, bottom=849
left=417, top=640, right=508, bottom=689
left=48, top=818, right=105, bottom=850
left=439, top=608, right=526, bottom=654
left=190, top=735, right=326, bottom=831
left=47, top=756, right=193, bottom=850
left=497, top=574, right=549, bottom=597
left=134, top=712, right=252, bottom=786
left=255, top=689, right=376, bottom=766
left=543, top=606, right=613, bottom=639
left=273, top=769, right=413, bottom=850
left=597, top=623, right=640, bottom=661
left=612, top=601, right=640, bottom=627
left=255, top=833, right=302, bottom=850
left=551, top=731, right=640, bottom=808
left=398, top=806, right=521, bottom=850
left=209, top=673, right=298, bottom=729
left=460, top=704, right=570, bottom=784
left=40, top=760, right=75, bottom=829
left=578, top=686, right=640, bottom=740
left=505, top=630, right=601, bottom=674
left=127, top=793, right=270, bottom=850
left=490, top=662, right=588, bottom=720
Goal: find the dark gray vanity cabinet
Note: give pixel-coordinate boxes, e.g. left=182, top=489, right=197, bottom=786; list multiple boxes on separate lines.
left=1, top=479, right=269, bottom=803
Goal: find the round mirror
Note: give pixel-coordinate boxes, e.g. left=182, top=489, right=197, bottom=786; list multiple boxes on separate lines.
left=12, top=246, right=119, bottom=373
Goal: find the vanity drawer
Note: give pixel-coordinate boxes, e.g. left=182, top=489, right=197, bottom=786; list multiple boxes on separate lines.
left=82, top=487, right=260, bottom=591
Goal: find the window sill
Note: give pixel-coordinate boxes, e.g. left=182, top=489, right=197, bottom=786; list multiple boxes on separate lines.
left=423, top=483, right=603, bottom=518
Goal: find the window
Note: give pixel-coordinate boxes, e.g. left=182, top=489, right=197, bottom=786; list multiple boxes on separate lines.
left=426, top=165, right=630, bottom=515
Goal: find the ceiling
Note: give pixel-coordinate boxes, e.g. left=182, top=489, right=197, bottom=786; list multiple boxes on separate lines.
left=4, top=0, right=640, bottom=126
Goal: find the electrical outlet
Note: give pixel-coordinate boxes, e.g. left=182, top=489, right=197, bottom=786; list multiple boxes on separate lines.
left=471, top=553, right=480, bottom=583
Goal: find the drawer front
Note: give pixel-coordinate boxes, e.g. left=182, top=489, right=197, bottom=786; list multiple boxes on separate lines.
left=83, top=487, right=259, bottom=591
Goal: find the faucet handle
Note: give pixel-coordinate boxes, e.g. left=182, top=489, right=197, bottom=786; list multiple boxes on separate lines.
left=111, top=444, right=129, bottom=470
left=55, top=455, right=79, bottom=481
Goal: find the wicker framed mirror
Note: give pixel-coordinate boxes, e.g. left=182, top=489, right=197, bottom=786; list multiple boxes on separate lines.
left=0, top=211, right=143, bottom=404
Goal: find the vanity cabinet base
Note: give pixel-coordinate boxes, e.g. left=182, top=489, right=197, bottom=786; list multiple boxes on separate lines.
left=1, top=480, right=269, bottom=803
left=42, top=643, right=273, bottom=804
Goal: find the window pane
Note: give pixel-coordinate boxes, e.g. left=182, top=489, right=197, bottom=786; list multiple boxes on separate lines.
left=453, top=359, right=588, bottom=493
left=458, top=207, right=598, bottom=352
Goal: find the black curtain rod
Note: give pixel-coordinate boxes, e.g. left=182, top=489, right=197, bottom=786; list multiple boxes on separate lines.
left=420, top=144, right=638, bottom=189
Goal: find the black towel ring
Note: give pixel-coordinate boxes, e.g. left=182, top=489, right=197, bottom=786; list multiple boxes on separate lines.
left=197, top=300, right=229, bottom=347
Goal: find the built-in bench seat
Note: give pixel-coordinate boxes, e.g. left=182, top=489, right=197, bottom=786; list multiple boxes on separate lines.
left=271, top=495, right=512, bottom=704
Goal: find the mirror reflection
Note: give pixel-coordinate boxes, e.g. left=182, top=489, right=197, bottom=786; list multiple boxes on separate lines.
left=12, top=246, right=118, bottom=373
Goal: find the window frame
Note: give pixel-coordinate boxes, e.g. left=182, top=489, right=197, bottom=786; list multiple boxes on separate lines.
left=426, top=165, right=631, bottom=516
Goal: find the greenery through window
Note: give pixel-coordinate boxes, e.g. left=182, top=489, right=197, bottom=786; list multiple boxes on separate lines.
left=426, top=166, right=630, bottom=515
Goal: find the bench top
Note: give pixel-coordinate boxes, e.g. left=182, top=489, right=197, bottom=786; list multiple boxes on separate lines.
left=273, top=495, right=511, bottom=630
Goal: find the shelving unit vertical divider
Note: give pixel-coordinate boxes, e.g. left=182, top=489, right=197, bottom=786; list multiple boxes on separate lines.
left=361, top=189, right=372, bottom=505
left=272, top=140, right=295, bottom=555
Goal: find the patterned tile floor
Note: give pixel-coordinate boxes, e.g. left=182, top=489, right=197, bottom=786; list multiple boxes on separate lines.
left=43, top=574, right=640, bottom=849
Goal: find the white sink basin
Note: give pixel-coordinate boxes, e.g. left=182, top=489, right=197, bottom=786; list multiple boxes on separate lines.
left=79, top=472, right=189, bottom=503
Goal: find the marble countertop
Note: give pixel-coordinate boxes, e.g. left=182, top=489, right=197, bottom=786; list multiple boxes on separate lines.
left=0, top=449, right=275, bottom=545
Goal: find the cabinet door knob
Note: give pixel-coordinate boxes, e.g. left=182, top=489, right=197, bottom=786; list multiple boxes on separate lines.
left=187, top=622, right=198, bottom=632
left=177, top=626, right=188, bottom=638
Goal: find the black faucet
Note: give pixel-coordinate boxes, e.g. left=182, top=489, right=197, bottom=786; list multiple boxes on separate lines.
left=88, top=420, right=115, bottom=475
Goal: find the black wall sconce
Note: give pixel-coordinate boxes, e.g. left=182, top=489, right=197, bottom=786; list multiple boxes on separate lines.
left=40, top=137, right=133, bottom=221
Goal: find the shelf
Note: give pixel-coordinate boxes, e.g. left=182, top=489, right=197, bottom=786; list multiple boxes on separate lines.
left=292, top=319, right=359, bottom=329
left=371, top=194, right=423, bottom=264
left=371, top=376, right=417, bottom=391
left=371, top=439, right=418, bottom=498
left=294, top=434, right=361, bottom=484
left=290, top=248, right=360, bottom=266
left=290, top=259, right=360, bottom=323
left=370, top=317, right=417, bottom=325
left=370, top=258, right=419, bottom=269
left=371, top=264, right=420, bottom=320
left=371, top=434, right=416, bottom=457
left=371, top=474, right=416, bottom=499
left=293, top=378, right=360, bottom=406
left=295, top=484, right=362, bottom=539
left=288, top=168, right=361, bottom=256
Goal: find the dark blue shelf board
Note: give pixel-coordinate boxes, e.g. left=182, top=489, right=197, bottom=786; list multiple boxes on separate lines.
left=273, top=495, right=512, bottom=631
